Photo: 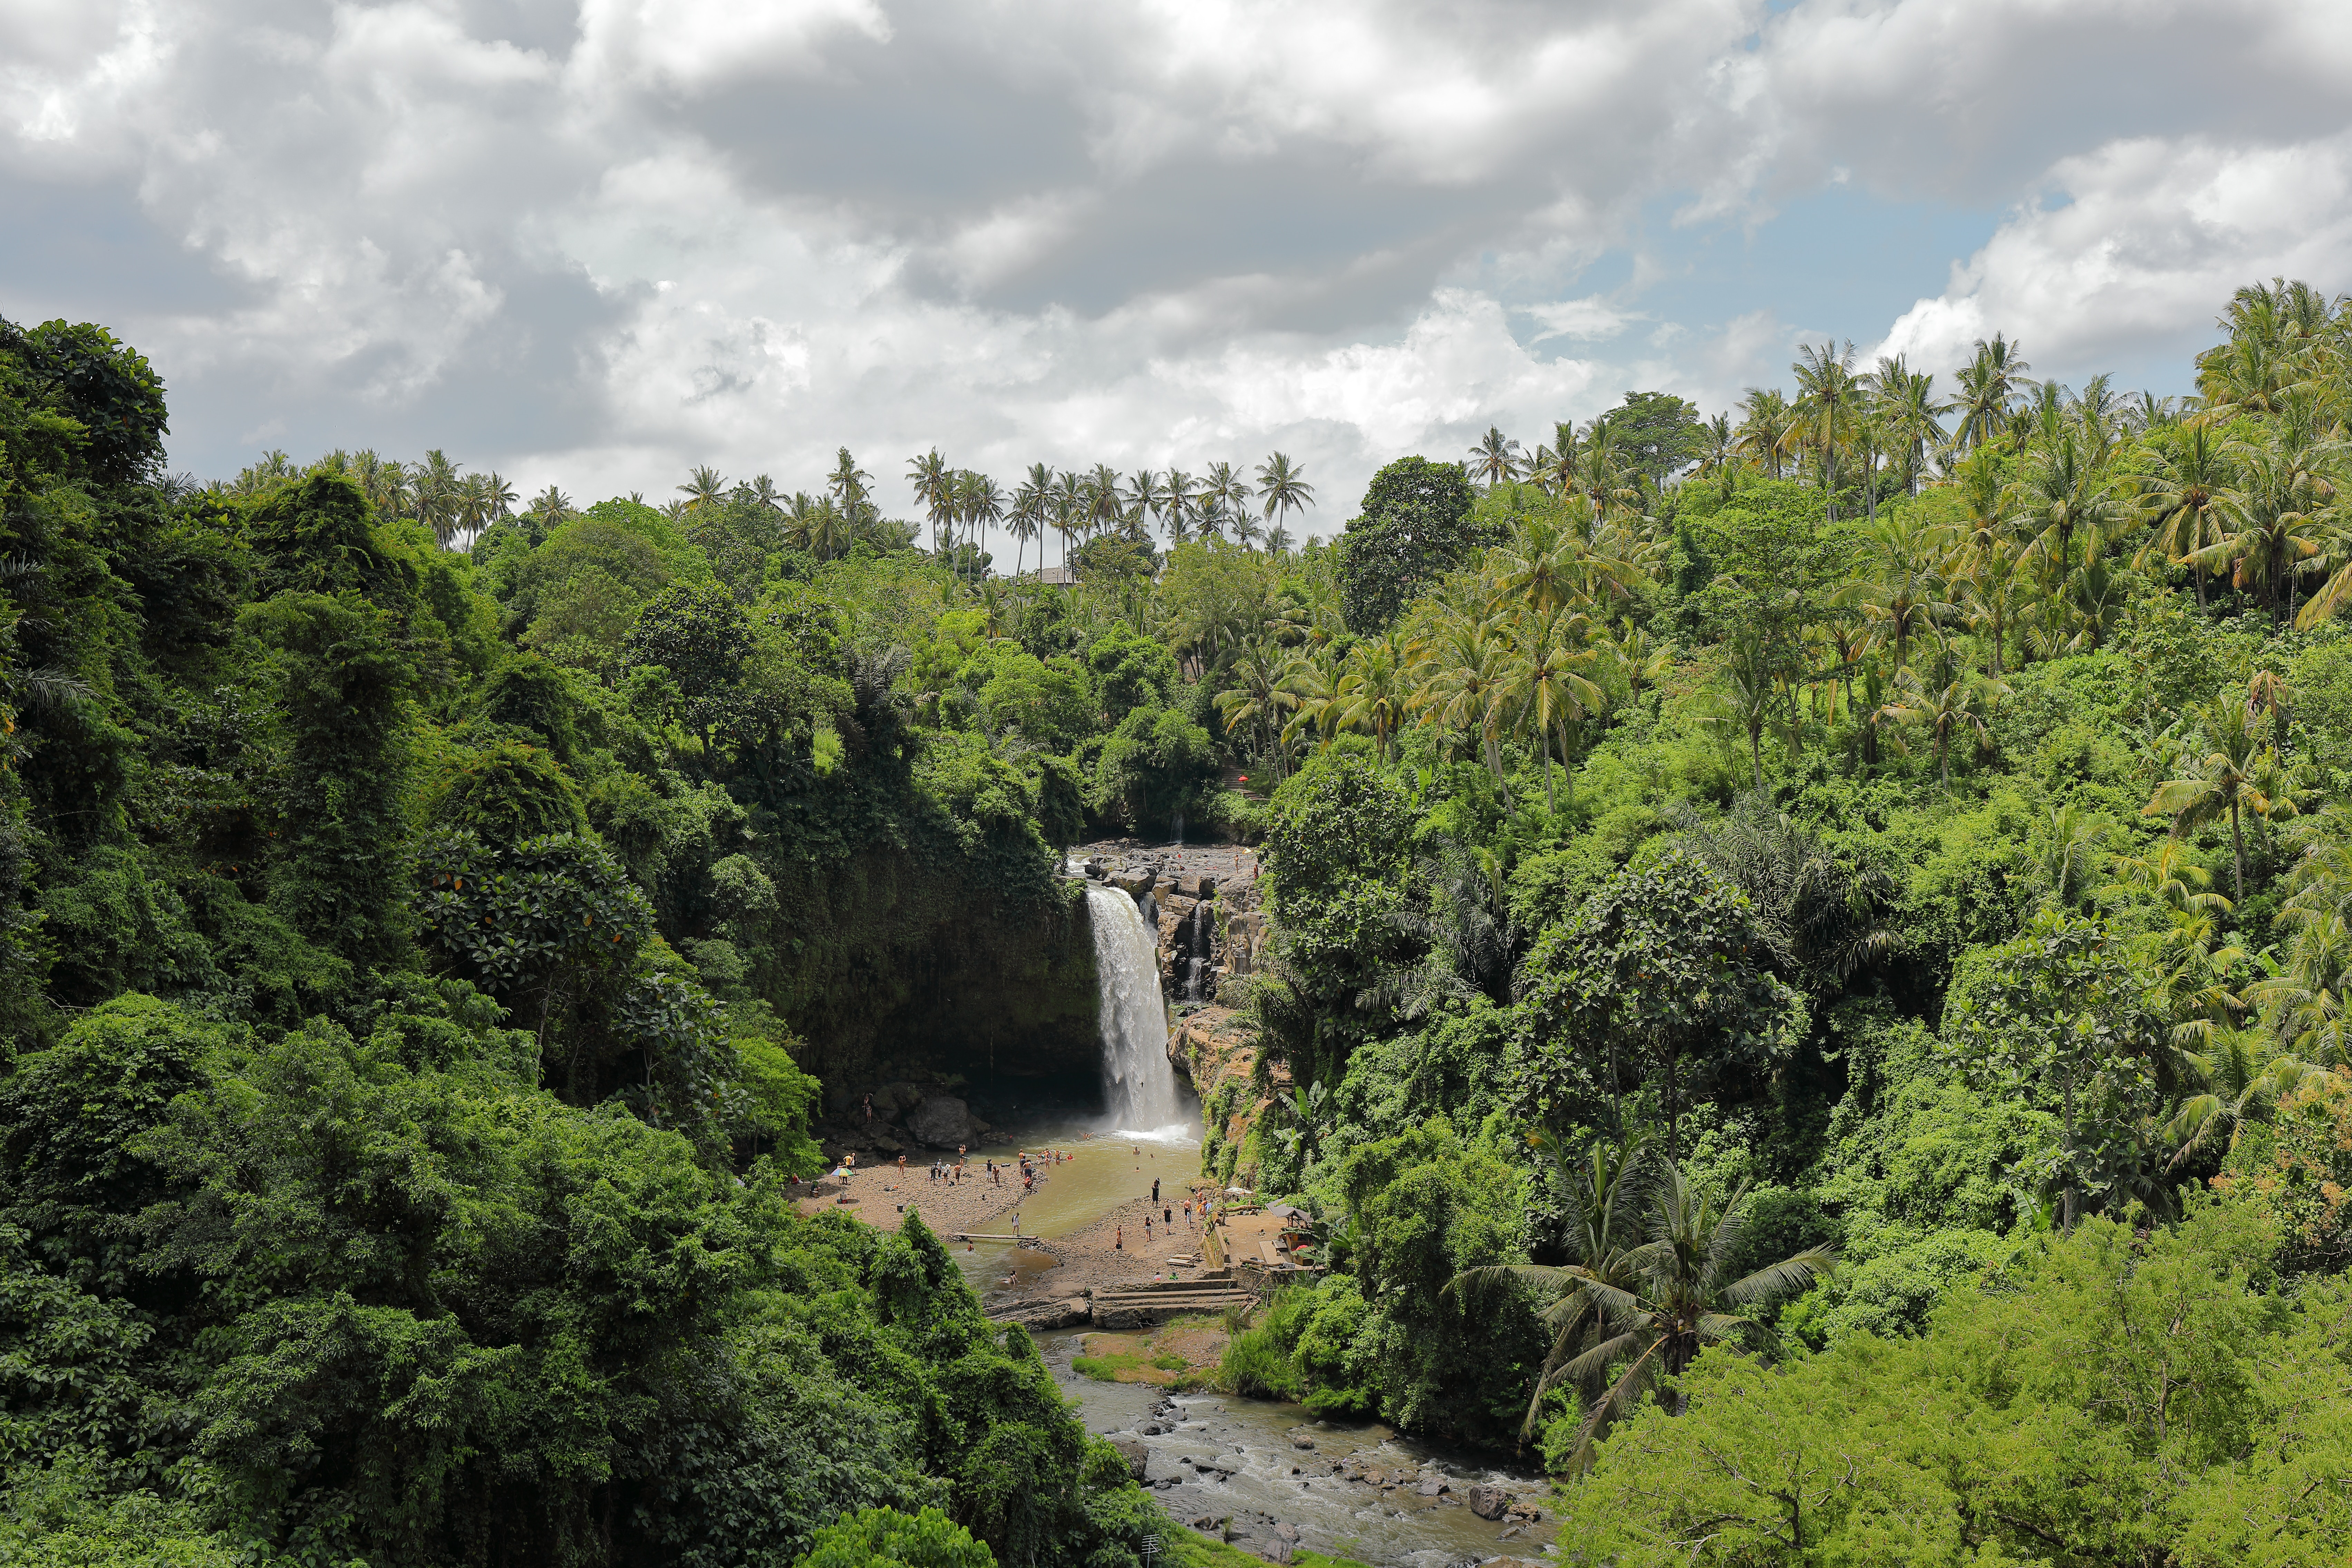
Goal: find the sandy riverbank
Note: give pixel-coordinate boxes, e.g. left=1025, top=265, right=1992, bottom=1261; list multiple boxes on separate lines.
left=798, top=1142, right=1223, bottom=1310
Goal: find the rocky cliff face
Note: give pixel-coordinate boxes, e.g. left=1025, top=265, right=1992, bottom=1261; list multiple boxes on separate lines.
left=1073, top=846, right=1266, bottom=1007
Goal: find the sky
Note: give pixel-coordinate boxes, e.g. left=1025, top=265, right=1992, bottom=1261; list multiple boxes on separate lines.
left=6, top=0, right=2352, bottom=536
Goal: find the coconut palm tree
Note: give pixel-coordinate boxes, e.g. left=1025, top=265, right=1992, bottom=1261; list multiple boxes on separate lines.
left=828, top=448, right=873, bottom=520
left=1534, top=1160, right=1833, bottom=1455
left=2138, top=423, right=2235, bottom=607
left=1532, top=421, right=1581, bottom=494
left=2202, top=429, right=2335, bottom=630
left=1951, top=332, right=2035, bottom=452
left=1410, top=613, right=1513, bottom=781
left=1504, top=607, right=1606, bottom=812
left=416, top=449, right=463, bottom=548
left=529, top=485, right=576, bottom=532
left=907, top=449, right=955, bottom=554
left=1052, top=470, right=1088, bottom=571
left=1256, top=452, right=1315, bottom=539
left=1468, top=426, right=1521, bottom=487
left=961, top=470, right=1005, bottom=581
left=1881, top=667, right=2006, bottom=792
left=1694, top=412, right=1737, bottom=500
left=1200, top=461, right=1250, bottom=542
left=2147, top=688, right=2276, bottom=903
left=1792, top=340, right=1861, bottom=520
left=1213, top=649, right=1299, bottom=776
left=2010, top=433, right=2129, bottom=577
left=1447, top=1134, right=1653, bottom=1453
left=677, top=464, right=727, bottom=514
left=747, top=474, right=784, bottom=513
left=1871, top=354, right=1946, bottom=495
left=1733, top=389, right=1796, bottom=479
left=1334, top=634, right=1407, bottom=762
left=1845, top=508, right=1955, bottom=672
left=1162, top=467, right=1197, bottom=542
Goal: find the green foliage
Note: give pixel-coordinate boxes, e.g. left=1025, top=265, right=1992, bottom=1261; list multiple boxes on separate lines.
left=1567, top=1201, right=2348, bottom=1568
left=1336, top=456, right=1486, bottom=633
left=1518, top=848, right=1801, bottom=1151
left=1094, top=706, right=1218, bottom=835
left=797, top=1506, right=997, bottom=1568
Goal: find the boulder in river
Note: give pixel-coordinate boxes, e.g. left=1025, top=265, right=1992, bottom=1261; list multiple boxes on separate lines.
left=1111, top=1439, right=1148, bottom=1481
left=906, top=1094, right=978, bottom=1148
left=1468, top=1484, right=1510, bottom=1520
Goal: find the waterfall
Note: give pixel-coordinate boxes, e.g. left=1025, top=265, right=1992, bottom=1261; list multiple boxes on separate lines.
left=1086, top=883, right=1183, bottom=1132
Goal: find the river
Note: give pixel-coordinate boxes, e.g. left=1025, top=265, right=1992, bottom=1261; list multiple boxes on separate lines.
left=943, top=1121, right=1557, bottom=1567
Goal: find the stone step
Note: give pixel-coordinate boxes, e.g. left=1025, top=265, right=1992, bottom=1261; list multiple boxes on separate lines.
left=1098, top=1277, right=1249, bottom=1294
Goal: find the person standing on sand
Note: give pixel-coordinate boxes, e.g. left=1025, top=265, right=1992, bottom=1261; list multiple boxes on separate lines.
left=1152, top=1178, right=1160, bottom=1203
left=1145, top=1214, right=1153, bottom=1242
left=1115, top=1227, right=1123, bottom=1251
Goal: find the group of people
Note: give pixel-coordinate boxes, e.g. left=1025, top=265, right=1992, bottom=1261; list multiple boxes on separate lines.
left=1114, top=1175, right=1204, bottom=1252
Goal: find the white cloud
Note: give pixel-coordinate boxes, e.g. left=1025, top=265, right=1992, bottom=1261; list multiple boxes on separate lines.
left=1525, top=297, right=1638, bottom=343
left=4, top=0, right=2351, bottom=516
left=1876, top=132, right=2352, bottom=379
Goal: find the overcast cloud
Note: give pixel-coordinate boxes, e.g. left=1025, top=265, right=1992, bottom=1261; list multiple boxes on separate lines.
left=4, top=0, right=2350, bottom=529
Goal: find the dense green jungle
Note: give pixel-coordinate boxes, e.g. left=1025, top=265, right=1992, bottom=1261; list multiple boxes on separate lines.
left=2, top=279, right=2350, bottom=1567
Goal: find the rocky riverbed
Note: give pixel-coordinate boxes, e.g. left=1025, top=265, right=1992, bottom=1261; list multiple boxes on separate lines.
left=1043, top=1335, right=1558, bottom=1567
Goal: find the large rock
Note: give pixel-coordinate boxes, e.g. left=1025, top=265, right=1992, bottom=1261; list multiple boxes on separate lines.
left=1468, top=1484, right=1510, bottom=1521
left=1111, top=1439, right=1149, bottom=1481
left=998, top=1297, right=1090, bottom=1330
left=907, top=1095, right=979, bottom=1148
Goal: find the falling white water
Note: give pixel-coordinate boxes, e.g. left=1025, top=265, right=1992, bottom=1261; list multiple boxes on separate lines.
left=1086, top=883, right=1185, bottom=1134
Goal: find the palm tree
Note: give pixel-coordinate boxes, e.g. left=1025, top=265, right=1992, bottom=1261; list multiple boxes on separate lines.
left=829, top=449, right=873, bottom=519
left=1256, top=452, right=1316, bottom=540
left=1468, top=426, right=1521, bottom=487
left=1162, top=467, right=1197, bottom=542
left=1529, top=1161, right=1834, bottom=1453
left=1052, top=470, right=1088, bottom=572
left=677, top=465, right=727, bottom=515
left=1791, top=340, right=1860, bottom=520
left=960, top=470, right=1006, bottom=581
left=1448, top=1135, right=1652, bottom=1454
left=1871, top=355, right=1946, bottom=495
left=416, top=448, right=462, bottom=548
left=1532, top=421, right=1581, bottom=494
left=1411, top=613, right=1513, bottom=782
left=1213, top=649, right=1299, bottom=777
left=529, top=485, right=576, bottom=531
left=1694, top=412, right=1736, bottom=500
left=484, top=471, right=519, bottom=524
left=1881, top=668, right=2006, bottom=792
left=1951, top=332, right=2034, bottom=451
left=906, top=448, right=955, bottom=554
left=2029, top=802, right=2107, bottom=910
left=1334, top=635, right=1407, bottom=762
left=1504, top=607, right=1606, bottom=813
left=2138, top=423, right=2235, bottom=607
left=455, top=471, right=494, bottom=544
left=1733, top=389, right=1795, bottom=479
left=2146, top=688, right=2274, bottom=902
left=1200, top=462, right=1250, bottom=542
left=1123, top=469, right=1163, bottom=539
left=1010, top=463, right=1051, bottom=579
left=747, top=474, right=784, bottom=513
left=2010, top=433, right=2129, bottom=577
left=1845, top=509, right=1954, bottom=672
left=2203, top=430, right=2334, bottom=631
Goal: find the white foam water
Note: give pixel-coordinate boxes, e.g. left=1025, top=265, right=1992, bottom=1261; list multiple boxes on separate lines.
left=1085, top=883, right=1187, bottom=1135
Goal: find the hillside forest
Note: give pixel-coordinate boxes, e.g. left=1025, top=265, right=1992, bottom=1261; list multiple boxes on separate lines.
left=1, top=279, right=2350, bottom=1566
